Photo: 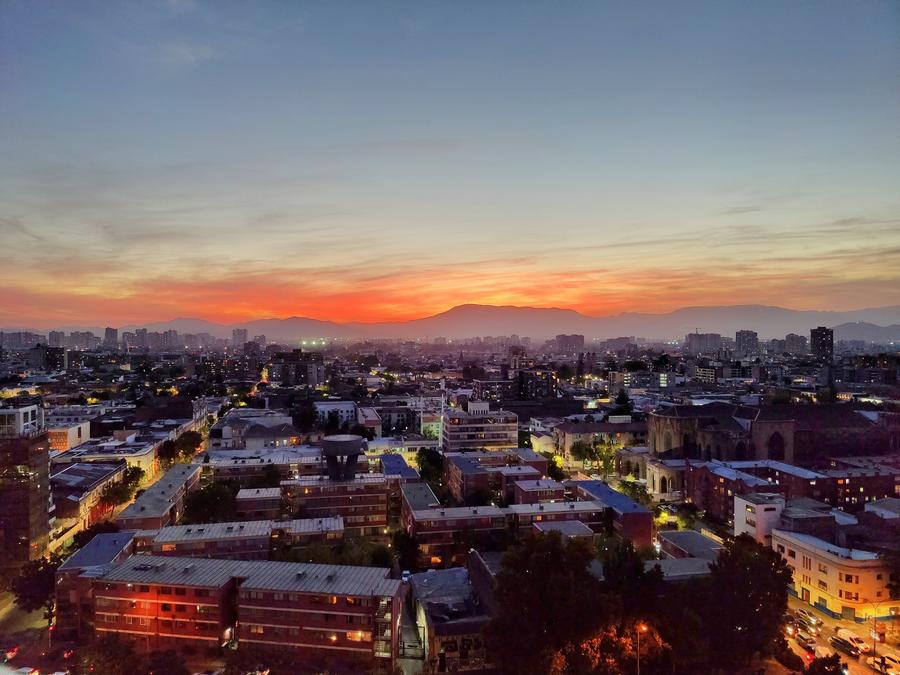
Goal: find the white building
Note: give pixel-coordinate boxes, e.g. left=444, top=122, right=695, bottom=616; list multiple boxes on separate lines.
left=733, top=492, right=785, bottom=545
left=314, top=400, right=359, bottom=426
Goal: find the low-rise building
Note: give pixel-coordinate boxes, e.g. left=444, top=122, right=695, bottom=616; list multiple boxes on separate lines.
left=772, top=528, right=894, bottom=620
left=282, top=474, right=389, bottom=537
left=409, top=567, right=492, bottom=673
left=657, top=530, right=724, bottom=561
left=116, top=464, right=202, bottom=530
left=733, top=492, right=785, bottom=545
left=51, top=462, right=126, bottom=531
left=236, top=487, right=283, bottom=520
left=47, top=421, right=91, bottom=453
left=442, top=401, right=518, bottom=452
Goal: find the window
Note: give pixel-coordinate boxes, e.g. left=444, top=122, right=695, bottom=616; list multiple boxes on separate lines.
left=161, top=603, right=172, bottom=611
left=138, top=585, right=150, bottom=593
left=174, top=587, right=186, bottom=596
left=250, top=625, right=264, bottom=634
left=818, top=580, right=828, bottom=591
left=817, top=563, right=828, bottom=574
left=160, top=586, right=173, bottom=595
left=194, top=589, right=210, bottom=598
left=787, top=549, right=796, bottom=559
left=175, top=604, right=186, bottom=612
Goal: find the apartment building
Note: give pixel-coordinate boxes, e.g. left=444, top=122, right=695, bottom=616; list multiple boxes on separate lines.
left=442, top=401, right=518, bottom=452
left=116, top=464, right=202, bottom=530
left=51, top=462, right=126, bottom=530
left=47, top=421, right=90, bottom=453
left=282, top=474, right=389, bottom=537
left=772, top=528, right=894, bottom=621
left=236, top=487, right=283, bottom=520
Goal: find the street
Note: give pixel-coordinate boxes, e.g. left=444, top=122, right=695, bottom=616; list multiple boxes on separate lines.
left=787, top=596, right=900, bottom=675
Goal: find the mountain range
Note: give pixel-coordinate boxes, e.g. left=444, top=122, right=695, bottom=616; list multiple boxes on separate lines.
left=7, top=304, right=900, bottom=342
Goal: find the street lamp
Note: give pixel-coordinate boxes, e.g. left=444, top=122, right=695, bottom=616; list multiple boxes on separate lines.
left=636, top=623, right=648, bottom=675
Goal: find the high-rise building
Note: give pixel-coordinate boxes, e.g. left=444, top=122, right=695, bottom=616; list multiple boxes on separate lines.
left=785, top=333, right=808, bottom=355
left=684, top=333, right=722, bottom=355
left=232, top=328, right=248, bottom=348
left=810, top=327, right=834, bottom=362
left=0, top=400, right=51, bottom=574
left=48, top=330, right=65, bottom=348
left=104, top=327, right=118, bottom=348
left=735, top=330, right=759, bottom=357
left=253, top=334, right=267, bottom=348
left=555, top=334, right=585, bottom=353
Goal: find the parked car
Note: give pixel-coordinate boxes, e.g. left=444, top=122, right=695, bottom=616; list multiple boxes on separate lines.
left=835, top=627, right=870, bottom=653
left=829, top=635, right=861, bottom=658
left=867, top=653, right=900, bottom=675
left=401, top=570, right=412, bottom=583
left=783, top=614, right=798, bottom=635
left=796, top=608, right=822, bottom=625
left=794, top=631, right=816, bottom=650
left=798, top=617, right=821, bottom=635
left=1, top=644, right=20, bottom=662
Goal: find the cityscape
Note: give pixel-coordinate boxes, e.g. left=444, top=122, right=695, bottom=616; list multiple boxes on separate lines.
left=2, top=2, right=900, bottom=675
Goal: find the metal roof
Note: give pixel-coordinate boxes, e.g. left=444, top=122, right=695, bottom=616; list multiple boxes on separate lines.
left=400, top=482, right=441, bottom=511
left=236, top=487, right=282, bottom=499
left=117, top=464, right=201, bottom=520
left=59, top=532, right=135, bottom=571
left=240, top=559, right=401, bottom=597
left=152, top=520, right=273, bottom=543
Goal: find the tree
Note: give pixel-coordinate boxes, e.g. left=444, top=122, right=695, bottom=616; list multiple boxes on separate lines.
left=703, top=533, right=793, bottom=669
left=486, top=532, right=608, bottom=675
left=570, top=440, right=598, bottom=468
left=557, top=363, right=575, bottom=381
left=392, top=530, right=421, bottom=571
left=11, top=555, right=62, bottom=614
left=549, top=621, right=669, bottom=675
left=539, top=451, right=567, bottom=481
left=72, top=635, right=138, bottom=675
left=157, top=439, right=179, bottom=465
left=416, top=447, right=444, bottom=485
left=610, top=390, right=633, bottom=416
left=183, top=482, right=237, bottom=523
left=601, top=540, right=663, bottom=626
left=805, top=654, right=845, bottom=675
left=175, top=430, right=203, bottom=460
left=142, top=649, right=190, bottom=675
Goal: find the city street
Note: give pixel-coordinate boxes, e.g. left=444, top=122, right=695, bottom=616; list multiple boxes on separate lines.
left=787, top=596, right=900, bottom=675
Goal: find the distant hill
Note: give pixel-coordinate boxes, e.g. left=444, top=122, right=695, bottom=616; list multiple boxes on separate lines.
left=8, top=303, right=900, bottom=342
left=832, top=322, right=900, bottom=343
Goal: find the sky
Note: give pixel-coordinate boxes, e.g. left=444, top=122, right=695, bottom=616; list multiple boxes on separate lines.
left=1, top=0, right=899, bottom=328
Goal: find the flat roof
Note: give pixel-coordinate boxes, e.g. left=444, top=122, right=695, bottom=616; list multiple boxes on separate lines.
left=236, top=487, right=282, bottom=500
left=533, top=520, right=595, bottom=537
left=153, top=520, right=273, bottom=543
left=739, top=492, right=785, bottom=506
left=401, top=482, right=441, bottom=511
left=772, top=529, right=880, bottom=561
left=96, top=555, right=255, bottom=588
left=240, top=559, right=400, bottom=597
left=514, top=479, right=564, bottom=492
left=282, top=517, right=344, bottom=535
left=490, top=465, right=540, bottom=476
left=645, top=557, right=712, bottom=581
left=377, top=454, right=419, bottom=479
left=51, top=462, right=124, bottom=490
left=506, top=500, right=606, bottom=516
left=658, top=530, right=724, bottom=560
left=571, top=480, right=651, bottom=514
left=281, top=473, right=387, bottom=487
left=413, top=505, right=506, bottom=521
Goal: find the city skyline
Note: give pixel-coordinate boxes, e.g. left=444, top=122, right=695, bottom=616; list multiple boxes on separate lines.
left=3, top=1, right=899, bottom=327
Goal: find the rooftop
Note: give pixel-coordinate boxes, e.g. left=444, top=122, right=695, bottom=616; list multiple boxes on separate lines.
left=236, top=487, right=282, bottom=500
left=514, top=479, right=564, bottom=492
left=658, top=530, right=724, bottom=560
left=772, top=529, right=880, bottom=561
left=117, top=463, right=201, bottom=521
left=401, top=482, right=441, bottom=511
left=50, top=462, right=125, bottom=491
left=570, top=480, right=651, bottom=514
left=533, top=520, right=595, bottom=537
left=59, top=532, right=135, bottom=572
left=506, top=500, right=606, bottom=516
left=739, top=492, right=785, bottom=506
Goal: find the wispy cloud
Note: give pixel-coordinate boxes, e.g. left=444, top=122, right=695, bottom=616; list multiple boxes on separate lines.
left=159, top=41, right=216, bottom=66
